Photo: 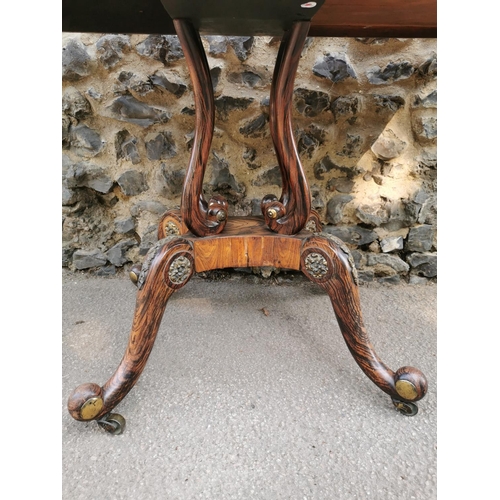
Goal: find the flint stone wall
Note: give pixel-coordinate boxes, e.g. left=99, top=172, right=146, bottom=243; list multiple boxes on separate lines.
left=62, top=33, right=437, bottom=284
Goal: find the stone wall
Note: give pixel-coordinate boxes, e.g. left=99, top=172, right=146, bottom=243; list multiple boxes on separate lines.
left=62, top=33, right=437, bottom=283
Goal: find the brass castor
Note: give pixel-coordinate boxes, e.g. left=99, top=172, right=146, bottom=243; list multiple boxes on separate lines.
left=392, top=398, right=419, bottom=416
left=97, top=413, right=126, bottom=435
left=129, top=264, right=142, bottom=286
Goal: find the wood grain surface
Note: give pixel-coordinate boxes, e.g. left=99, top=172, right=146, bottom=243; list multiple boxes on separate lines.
left=174, top=19, right=228, bottom=237
left=301, top=234, right=428, bottom=402
left=68, top=237, right=194, bottom=421
left=262, top=21, right=312, bottom=235
left=68, top=217, right=427, bottom=426
left=191, top=217, right=307, bottom=272
left=65, top=0, right=433, bottom=425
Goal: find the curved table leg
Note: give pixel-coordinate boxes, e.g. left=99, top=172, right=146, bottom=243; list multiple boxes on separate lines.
left=300, top=233, right=428, bottom=415
left=173, top=19, right=228, bottom=236
left=262, top=21, right=312, bottom=235
left=67, top=236, right=195, bottom=433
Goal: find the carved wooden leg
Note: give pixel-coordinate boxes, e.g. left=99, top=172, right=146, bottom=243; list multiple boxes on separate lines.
left=173, top=19, right=228, bottom=236
left=262, top=21, right=312, bottom=235
left=300, top=233, right=428, bottom=415
left=67, top=236, right=195, bottom=433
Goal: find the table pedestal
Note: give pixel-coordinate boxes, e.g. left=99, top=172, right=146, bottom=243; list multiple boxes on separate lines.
left=67, top=18, right=427, bottom=434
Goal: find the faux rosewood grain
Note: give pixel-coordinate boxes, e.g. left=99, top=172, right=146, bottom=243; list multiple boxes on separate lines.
left=319, top=249, right=396, bottom=395
left=174, top=19, right=227, bottom=237
left=100, top=278, right=175, bottom=415
left=264, top=21, right=311, bottom=235
left=191, top=217, right=305, bottom=272
left=301, top=235, right=427, bottom=402
left=67, top=239, right=194, bottom=421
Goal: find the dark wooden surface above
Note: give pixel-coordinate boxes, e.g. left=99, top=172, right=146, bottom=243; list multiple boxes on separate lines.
left=62, top=0, right=437, bottom=38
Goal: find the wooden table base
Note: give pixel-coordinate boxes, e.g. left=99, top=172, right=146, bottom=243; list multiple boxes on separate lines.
left=67, top=16, right=428, bottom=434
left=68, top=214, right=427, bottom=433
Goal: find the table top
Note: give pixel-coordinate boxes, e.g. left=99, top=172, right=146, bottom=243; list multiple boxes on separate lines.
left=62, top=0, right=437, bottom=38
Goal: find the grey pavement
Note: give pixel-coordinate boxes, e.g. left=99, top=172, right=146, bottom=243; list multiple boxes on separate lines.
left=62, top=269, right=437, bottom=500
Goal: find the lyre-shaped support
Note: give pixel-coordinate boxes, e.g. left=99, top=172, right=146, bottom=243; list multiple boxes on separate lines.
left=175, top=19, right=313, bottom=237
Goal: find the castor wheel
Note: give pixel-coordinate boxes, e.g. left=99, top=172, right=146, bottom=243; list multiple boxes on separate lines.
left=97, top=413, right=126, bottom=435
left=129, top=264, right=142, bottom=286
left=392, top=398, right=419, bottom=416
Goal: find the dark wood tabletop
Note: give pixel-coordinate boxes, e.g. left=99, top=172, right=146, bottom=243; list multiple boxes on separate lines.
left=62, top=0, right=437, bottom=38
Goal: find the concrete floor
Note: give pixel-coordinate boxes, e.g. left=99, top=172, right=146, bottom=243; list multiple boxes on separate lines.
left=62, top=270, right=437, bottom=499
